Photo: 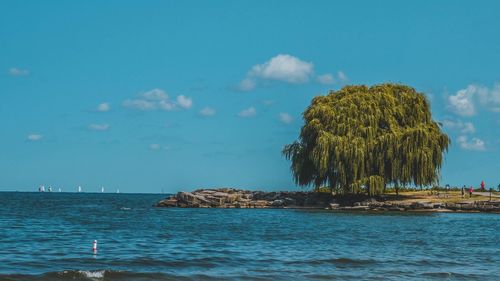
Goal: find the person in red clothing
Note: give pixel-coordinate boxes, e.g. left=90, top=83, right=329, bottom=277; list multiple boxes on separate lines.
left=469, top=186, right=474, bottom=197
left=480, top=180, right=485, bottom=191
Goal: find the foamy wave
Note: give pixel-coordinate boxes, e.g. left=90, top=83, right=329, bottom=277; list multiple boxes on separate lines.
left=77, top=270, right=105, bottom=279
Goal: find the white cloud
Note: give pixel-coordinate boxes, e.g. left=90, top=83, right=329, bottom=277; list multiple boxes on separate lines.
left=9, top=67, right=30, bottom=76
left=316, top=73, right=336, bottom=85
left=123, top=89, right=192, bottom=111
left=158, top=100, right=175, bottom=111
left=27, top=134, right=42, bottom=141
left=448, top=83, right=500, bottom=116
left=442, top=119, right=475, bottom=134
left=249, top=54, right=313, bottom=83
left=448, top=85, right=477, bottom=116
left=279, top=112, right=293, bottom=124
left=457, top=135, right=486, bottom=151
left=238, top=107, right=257, bottom=118
left=199, top=107, right=216, bottom=117
left=149, top=143, right=161, bottom=150
left=237, top=54, right=349, bottom=91
left=96, top=102, right=110, bottom=112
left=238, top=54, right=315, bottom=91
left=176, top=95, right=193, bottom=109
left=141, top=89, right=168, bottom=101
left=88, top=123, right=110, bottom=131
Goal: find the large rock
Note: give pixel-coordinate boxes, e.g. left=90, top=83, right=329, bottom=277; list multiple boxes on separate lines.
left=155, top=188, right=333, bottom=208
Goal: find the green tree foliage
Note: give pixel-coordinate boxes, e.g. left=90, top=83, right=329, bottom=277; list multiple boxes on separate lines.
left=283, top=84, right=450, bottom=196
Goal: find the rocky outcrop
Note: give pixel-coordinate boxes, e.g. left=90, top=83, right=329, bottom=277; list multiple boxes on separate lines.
left=155, top=188, right=332, bottom=208
left=155, top=188, right=500, bottom=213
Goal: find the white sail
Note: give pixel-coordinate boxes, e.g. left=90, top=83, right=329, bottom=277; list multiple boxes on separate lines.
left=40, top=185, right=45, bottom=192
left=101, top=187, right=105, bottom=193
left=58, top=188, right=62, bottom=192
left=116, top=188, right=120, bottom=194
left=78, top=186, right=82, bottom=192
left=48, top=186, right=52, bottom=192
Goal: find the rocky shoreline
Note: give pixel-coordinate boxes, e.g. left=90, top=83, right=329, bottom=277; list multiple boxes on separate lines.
left=155, top=188, right=500, bottom=213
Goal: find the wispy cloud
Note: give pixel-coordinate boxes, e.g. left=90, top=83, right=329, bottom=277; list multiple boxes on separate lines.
left=442, top=119, right=475, bottom=134
left=238, top=107, right=257, bottom=118
left=122, top=89, right=192, bottom=111
left=9, top=67, right=30, bottom=76
left=238, top=78, right=256, bottom=91
left=199, top=107, right=216, bottom=117
left=149, top=143, right=161, bottom=150
left=316, top=73, right=335, bottom=85
left=123, top=99, right=157, bottom=110
left=149, top=143, right=171, bottom=150
left=337, top=71, right=348, bottom=83
left=96, top=102, right=110, bottom=112
left=261, top=100, right=275, bottom=106
left=27, top=134, right=42, bottom=141
left=279, top=112, right=293, bottom=124
left=457, top=135, right=486, bottom=151
left=315, top=71, right=349, bottom=85
left=88, top=123, right=110, bottom=131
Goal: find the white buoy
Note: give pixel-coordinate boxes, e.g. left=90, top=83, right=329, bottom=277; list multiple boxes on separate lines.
left=93, top=240, right=97, bottom=253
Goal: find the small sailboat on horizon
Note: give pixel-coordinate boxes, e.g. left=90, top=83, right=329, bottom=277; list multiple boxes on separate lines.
left=101, top=186, right=105, bottom=193
left=77, top=186, right=82, bottom=193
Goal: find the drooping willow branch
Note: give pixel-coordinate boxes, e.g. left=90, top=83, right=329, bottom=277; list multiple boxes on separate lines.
left=283, top=84, right=450, bottom=195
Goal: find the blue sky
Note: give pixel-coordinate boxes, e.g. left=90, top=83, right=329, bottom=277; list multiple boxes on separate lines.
left=1, top=0, right=499, bottom=193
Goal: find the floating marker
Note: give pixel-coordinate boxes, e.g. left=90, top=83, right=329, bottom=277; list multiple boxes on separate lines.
left=93, top=240, right=97, bottom=253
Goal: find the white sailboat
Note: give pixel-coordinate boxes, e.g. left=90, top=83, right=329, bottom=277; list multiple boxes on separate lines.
left=78, top=186, right=82, bottom=193
left=116, top=188, right=120, bottom=194
left=39, top=185, right=45, bottom=192
left=101, top=186, right=105, bottom=193
left=48, top=186, right=53, bottom=192
left=58, top=187, right=62, bottom=192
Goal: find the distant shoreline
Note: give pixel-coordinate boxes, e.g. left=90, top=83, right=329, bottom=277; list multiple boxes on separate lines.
left=156, top=188, right=500, bottom=213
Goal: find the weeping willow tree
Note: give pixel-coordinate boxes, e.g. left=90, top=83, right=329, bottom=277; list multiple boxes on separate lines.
left=283, top=83, right=450, bottom=196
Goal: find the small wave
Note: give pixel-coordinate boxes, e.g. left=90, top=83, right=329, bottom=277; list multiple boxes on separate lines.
left=78, top=270, right=105, bottom=279
left=120, top=207, right=131, bottom=210
left=286, top=257, right=377, bottom=267
left=0, top=270, right=180, bottom=281
left=420, top=271, right=484, bottom=279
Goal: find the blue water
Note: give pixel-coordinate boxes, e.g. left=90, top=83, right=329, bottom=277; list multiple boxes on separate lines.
left=0, top=192, right=499, bottom=281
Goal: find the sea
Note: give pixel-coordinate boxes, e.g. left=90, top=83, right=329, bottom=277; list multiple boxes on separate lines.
left=0, top=192, right=498, bottom=281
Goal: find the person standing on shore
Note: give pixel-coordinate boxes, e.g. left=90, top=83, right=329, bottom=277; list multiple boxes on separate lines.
left=461, top=186, right=465, bottom=198
left=469, top=186, right=474, bottom=198
left=481, top=180, right=485, bottom=191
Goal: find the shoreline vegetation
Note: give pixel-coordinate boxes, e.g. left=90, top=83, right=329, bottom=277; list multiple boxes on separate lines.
left=156, top=188, right=500, bottom=213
